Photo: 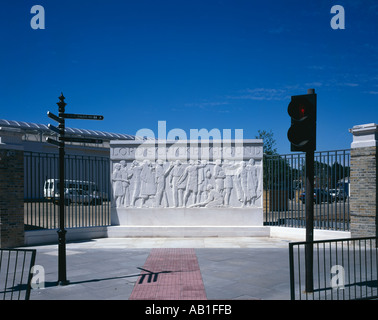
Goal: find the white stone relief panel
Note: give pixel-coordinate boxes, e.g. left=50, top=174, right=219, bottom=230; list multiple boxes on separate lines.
left=110, top=140, right=263, bottom=209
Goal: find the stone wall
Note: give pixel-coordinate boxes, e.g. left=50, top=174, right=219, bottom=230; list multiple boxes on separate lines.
left=110, top=139, right=264, bottom=236
left=349, top=124, right=377, bottom=238
left=0, top=149, right=24, bottom=248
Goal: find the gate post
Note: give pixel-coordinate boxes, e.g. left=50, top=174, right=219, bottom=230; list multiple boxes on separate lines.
left=349, top=123, right=378, bottom=238
left=0, top=128, right=25, bottom=248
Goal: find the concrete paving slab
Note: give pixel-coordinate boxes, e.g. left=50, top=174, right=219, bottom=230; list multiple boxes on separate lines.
left=19, top=237, right=292, bottom=300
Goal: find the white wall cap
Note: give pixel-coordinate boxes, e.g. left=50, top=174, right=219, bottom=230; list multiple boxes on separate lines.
left=349, top=123, right=378, bottom=148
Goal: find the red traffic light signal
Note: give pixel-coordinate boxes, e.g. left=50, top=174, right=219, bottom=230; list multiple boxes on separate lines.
left=287, top=92, right=316, bottom=152
left=288, top=99, right=308, bottom=120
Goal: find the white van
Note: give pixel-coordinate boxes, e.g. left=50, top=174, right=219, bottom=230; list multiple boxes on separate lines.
left=44, top=179, right=102, bottom=204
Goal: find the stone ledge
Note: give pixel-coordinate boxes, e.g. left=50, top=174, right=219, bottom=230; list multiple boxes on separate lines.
left=112, top=207, right=263, bottom=226
left=107, top=225, right=270, bottom=238
left=269, top=226, right=351, bottom=241
left=23, top=225, right=353, bottom=246
left=24, top=226, right=108, bottom=246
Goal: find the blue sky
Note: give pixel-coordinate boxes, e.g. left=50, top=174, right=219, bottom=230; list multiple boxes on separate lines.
left=0, top=0, right=377, bottom=153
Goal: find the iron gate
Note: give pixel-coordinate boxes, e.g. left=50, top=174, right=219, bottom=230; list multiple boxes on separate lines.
left=24, top=151, right=111, bottom=230
left=264, top=149, right=350, bottom=231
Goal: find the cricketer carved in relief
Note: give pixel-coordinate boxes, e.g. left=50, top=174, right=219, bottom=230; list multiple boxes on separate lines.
left=112, top=158, right=262, bottom=208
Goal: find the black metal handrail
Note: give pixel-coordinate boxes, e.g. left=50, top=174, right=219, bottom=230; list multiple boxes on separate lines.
left=0, top=248, right=36, bottom=300
left=289, top=236, right=378, bottom=300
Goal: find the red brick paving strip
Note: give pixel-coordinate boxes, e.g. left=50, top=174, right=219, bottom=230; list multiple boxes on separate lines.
left=129, top=248, right=207, bottom=300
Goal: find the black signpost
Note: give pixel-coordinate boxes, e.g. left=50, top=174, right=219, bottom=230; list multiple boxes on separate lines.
left=63, top=113, right=104, bottom=120
left=60, top=137, right=104, bottom=144
left=46, top=93, right=103, bottom=285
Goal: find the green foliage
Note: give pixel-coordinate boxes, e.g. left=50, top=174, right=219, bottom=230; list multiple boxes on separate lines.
left=255, top=129, right=277, bottom=156
left=256, top=129, right=350, bottom=192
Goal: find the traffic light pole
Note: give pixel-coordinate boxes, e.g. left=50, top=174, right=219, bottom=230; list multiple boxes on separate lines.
left=287, top=88, right=316, bottom=293
left=305, top=148, right=314, bottom=293
left=304, top=88, right=315, bottom=293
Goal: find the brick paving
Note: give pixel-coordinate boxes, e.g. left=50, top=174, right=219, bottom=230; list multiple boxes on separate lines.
left=129, top=248, right=207, bottom=300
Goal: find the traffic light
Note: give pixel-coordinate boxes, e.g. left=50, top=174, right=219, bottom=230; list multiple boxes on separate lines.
left=287, top=91, right=317, bottom=152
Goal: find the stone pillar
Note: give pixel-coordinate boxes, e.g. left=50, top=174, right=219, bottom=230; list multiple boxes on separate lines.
left=349, top=123, right=378, bottom=238
left=0, top=128, right=25, bottom=248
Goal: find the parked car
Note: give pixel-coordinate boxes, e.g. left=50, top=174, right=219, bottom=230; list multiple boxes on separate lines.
left=299, top=188, right=334, bottom=204
left=64, top=188, right=102, bottom=205
left=329, top=189, right=348, bottom=202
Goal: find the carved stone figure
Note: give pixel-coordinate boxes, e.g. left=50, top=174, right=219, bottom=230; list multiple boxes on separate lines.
left=169, top=160, right=186, bottom=207
left=178, top=160, right=206, bottom=206
left=232, top=166, right=243, bottom=203
left=223, top=160, right=240, bottom=206
left=120, top=160, right=132, bottom=207
left=213, top=159, right=225, bottom=194
left=129, top=160, right=143, bottom=207
left=247, top=158, right=260, bottom=206
left=139, top=160, right=156, bottom=207
left=197, top=160, right=211, bottom=203
left=236, top=158, right=261, bottom=207
left=189, top=184, right=224, bottom=208
left=237, top=161, right=249, bottom=206
left=155, top=160, right=174, bottom=207
left=112, top=163, right=123, bottom=208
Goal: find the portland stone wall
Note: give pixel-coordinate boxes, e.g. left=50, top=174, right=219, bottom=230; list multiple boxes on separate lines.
left=109, top=139, right=264, bottom=237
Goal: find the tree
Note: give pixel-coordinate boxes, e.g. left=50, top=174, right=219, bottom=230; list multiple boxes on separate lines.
left=255, top=129, right=278, bottom=156
left=256, top=130, right=291, bottom=191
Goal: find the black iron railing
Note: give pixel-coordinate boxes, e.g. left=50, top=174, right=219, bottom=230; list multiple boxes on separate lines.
left=0, top=249, right=36, bottom=300
left=264, top=149, right=350, bottom=231
left=289, top=236, right=378, bottom=300
left=24, top=151, right=111, bottom=230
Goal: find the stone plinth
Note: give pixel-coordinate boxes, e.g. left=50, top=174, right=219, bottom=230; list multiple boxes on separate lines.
left=112, top=207, right=263, bottom=226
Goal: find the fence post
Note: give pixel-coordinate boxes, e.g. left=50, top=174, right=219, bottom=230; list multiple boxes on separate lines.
left=288, top=243, right=296, bottom=300
left=349, top=123, right=378, bottom=239
left=0, top=128, right=25, bottom=248
left=305, top=149, right=314, bottom=292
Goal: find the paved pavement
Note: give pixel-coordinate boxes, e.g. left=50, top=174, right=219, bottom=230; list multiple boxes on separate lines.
left=21, top=237, right=292, bottom=300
